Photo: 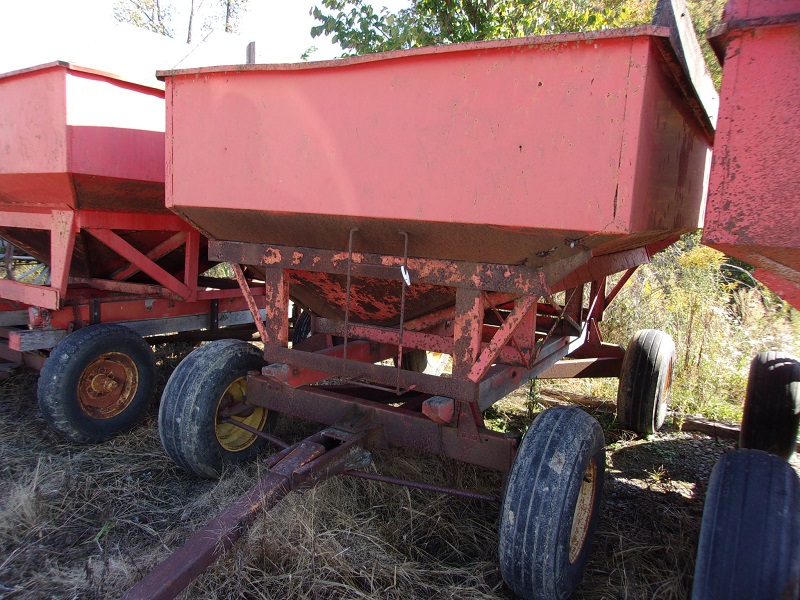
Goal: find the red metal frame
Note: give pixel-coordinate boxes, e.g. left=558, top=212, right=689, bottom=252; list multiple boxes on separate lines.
left=0, top=208, right=202, bottom=308
left=213, top=235, right=656, bottom=472
left=0, top=207, right=269, bottom=367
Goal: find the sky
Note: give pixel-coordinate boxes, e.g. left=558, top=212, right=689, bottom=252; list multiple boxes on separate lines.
left=0, top=0, right=412, bottom=79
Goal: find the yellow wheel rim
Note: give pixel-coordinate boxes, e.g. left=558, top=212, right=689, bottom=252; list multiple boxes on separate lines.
left=569, top=458, right=598, bottom=564
left=214, top=376, right=268, bottom=452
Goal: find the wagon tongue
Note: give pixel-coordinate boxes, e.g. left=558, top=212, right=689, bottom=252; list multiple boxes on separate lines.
left=123, top=425, right=375, bottom=600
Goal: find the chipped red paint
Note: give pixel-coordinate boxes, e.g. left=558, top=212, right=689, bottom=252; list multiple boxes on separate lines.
left=246, top=374, right=518, bottom=472
left=262, top=340, right=399, bottom=388
left=453, top=289, right=484, bottom=379
left=232, top=263, right=270, bottom=343
left=704, top=0, right=800, bottom=308
left=123, top=14, right=725, bottom=596
left=211, top=240, right=552, bottom=296
left=468, top=295, right=539, bottom=382
left=422, top=396, right=456, bottom=425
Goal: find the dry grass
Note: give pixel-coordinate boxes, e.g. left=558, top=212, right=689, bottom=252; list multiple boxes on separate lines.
left=2, top=353, right=774, bottom=600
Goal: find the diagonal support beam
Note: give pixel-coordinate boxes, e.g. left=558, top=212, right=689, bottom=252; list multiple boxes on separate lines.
left=232, top=263, right=269, bottom=342
left=111, top=231, right=187, bottom=282
left=85, top=228, right=192, bottom=300
left=468, top=294, right=538, bottom=383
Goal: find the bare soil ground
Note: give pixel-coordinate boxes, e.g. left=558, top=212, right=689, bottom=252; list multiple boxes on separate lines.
left=1, top=351, right=797, bottom=599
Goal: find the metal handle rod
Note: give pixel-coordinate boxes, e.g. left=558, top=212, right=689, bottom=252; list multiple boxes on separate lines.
left=344, top=469, right=500, bottom=503
left=396, top=230, right=410, bottom=393
left=343, top=227, right=359, bottom=376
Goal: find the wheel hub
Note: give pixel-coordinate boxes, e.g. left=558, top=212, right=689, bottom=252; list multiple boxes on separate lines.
left=214, top=376, right=268, bottom=452
left=77, top=352, right=139, bottom=419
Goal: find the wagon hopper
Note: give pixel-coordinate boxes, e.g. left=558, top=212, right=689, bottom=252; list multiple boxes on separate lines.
left=128, top=2, right=717, bottom=598
left=692, top=1, right=800, bottom=598
left=0, top=61, right=268, bottom=442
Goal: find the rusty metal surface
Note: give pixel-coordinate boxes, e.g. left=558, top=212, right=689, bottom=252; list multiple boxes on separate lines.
left=246, top=375, right=518, bottom=473
left=703, top=0, right=800, bottom=309
left=122, top=470, right=290, bottom=600
left=77, top=351, right=138, bottom=419
left=264, top=344, right=475, bottom=399
left=212, top=238, right=552, bottom=325
left=212, top=241, right=552, bottom=294
left=468, top=295, right=538, bottom=382
left=123, top=445, right=314, bottom=600
left=213, top=240, right=656, bottom=330
left=166, top=27, right=712, bottom=268
left=124, top=429, right=373, bottom=600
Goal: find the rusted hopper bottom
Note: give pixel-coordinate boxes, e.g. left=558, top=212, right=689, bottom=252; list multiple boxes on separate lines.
left=123, top=416, right=501, bottom=600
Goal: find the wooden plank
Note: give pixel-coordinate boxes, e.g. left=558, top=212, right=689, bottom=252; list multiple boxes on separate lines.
left=8, top=328, right=67, bottom=352
left=0, top=310, right=29, bottom=327
left=0, top=279, right=60, bottom=310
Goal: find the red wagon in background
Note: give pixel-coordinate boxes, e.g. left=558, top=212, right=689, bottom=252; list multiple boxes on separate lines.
left=125, top=2, right=723, bottom=598
left=0, top=61, right=268, bottom=443
left=692, top=1, right=800, bottom=598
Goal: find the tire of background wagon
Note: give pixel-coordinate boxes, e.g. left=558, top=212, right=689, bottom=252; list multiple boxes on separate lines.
left=37, top=323, right=157, bottom=443
left=740, top=351, right=800, bottom=460
left=398, top=349, right=428, bottom=373
left=692, top=449, right=800, bottom=600
left=499, top=405, right=606, bottom=600
left=159, top=339, right=276, bottom=478
left=616, top=329, right=675, bottom=434
left=292, top=309, right=312, bottom=345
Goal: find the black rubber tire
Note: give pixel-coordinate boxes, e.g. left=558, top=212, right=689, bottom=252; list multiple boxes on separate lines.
left=397, top=349, right=428, bottom=373
left=38, top=323, right=157, bottom=443
left=740, top=352, right=800, bottom=460
left=159, top=339, right=275, bottom=478
left=292, top=309, right=312, bottom=345
left=616, top=329, right=675, bottom=434
left=499, top=406, right=606, bottom=600
left=692, top=449, right=800, bottom=600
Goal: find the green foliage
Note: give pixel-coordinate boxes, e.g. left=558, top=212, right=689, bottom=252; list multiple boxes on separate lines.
left=685, top=0, right=726, bottom=87
left=309, top=0, right=727, bottom=94
left=201, top=262, right=235, bottom=278
left=596, top=232, right=800, bottom=422
left=310, top=0, right=638, bottom=56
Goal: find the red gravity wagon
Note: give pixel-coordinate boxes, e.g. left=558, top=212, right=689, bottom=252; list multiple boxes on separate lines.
left=123, top=1, right=735, bottom=598
left=0, top=61, right=267, bottom=443
left=691, top=0, right=800, bottom=597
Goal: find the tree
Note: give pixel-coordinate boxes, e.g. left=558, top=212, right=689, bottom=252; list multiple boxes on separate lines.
left=114, top=0, right=250, bottom=42
left=114, top=0, right=174, bottom=37
left=223, top=0, right=248, bottom=33
left=187, top=0, right=197, bottom=42
left=201, top=0, right=249, bottom=34
left=310, top=0, right=636, bottom=56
